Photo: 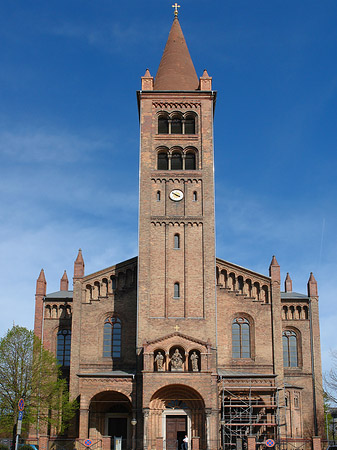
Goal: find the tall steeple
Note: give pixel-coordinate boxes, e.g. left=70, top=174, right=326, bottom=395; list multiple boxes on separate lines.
left=154, top=16, right=199, bottom=90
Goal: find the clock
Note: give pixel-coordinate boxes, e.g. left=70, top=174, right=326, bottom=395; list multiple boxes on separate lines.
left=169, top=189, right=184, bottom=201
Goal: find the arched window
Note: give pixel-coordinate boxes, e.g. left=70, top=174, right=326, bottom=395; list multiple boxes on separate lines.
left=184, top=115, right=195, bottom=134
left=110, top=276, right=116, bottom=290
left=158, top=116, right=169, bottom=134
left=158, top=152, right=168, bottom=170
left=174, top=234, right=180, bottom=249
left=157, top=191, right=161, bottom=201
left=57, top=329, right=71, bottom=367
left=185, top=152, right=196, bottom=170
left=171, top=117, right=182, bottom=134
left=193, top=191, right=197, bottom=201
left=237, top=276, right=244, bottom=293
left=174, top=283, right=180, bottom=298
left=283, top=330, right=298, bottom=367
left=171, top=152, right=183, bottom=170
left=103, top=317, right=122, bottom=358
left=232, top=318, right=250, bottom=358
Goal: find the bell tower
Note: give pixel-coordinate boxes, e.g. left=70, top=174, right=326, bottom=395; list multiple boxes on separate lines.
left=137, top=14, right=217, bottom=348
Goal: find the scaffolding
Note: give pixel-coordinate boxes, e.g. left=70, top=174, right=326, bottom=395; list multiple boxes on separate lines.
left=220, top=377, right=281, bottom=448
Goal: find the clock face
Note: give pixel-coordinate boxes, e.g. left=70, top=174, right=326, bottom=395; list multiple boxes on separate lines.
left=169, top=189, right=184, bottom=202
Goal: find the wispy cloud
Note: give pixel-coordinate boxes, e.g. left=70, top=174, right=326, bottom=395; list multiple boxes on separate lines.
left=50, top=21, right=144, bottom=53
left=0, top=129, right=111, bottom=164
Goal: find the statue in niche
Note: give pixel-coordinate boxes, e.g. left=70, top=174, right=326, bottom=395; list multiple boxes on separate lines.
left=190, top=351, right=199, bottom=372
left=171, top=349, right=183, bottom=371
left=155, top=351, right=164, bottom=371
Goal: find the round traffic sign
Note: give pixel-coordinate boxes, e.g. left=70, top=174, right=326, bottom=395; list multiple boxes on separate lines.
left=18, top=398, right=25, bottom=411
left=266, top=439, right=275, bottom=447
left=84, top=440, right=92, bottom=447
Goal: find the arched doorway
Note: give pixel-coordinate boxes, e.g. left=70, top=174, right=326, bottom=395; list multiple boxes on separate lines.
left=149, top=385, right=205, bottom=450
left=89, top=391, right=132, bottom=449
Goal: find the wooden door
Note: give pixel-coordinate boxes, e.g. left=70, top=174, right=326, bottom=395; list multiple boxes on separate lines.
left=166, top=416, right=187, bottom=450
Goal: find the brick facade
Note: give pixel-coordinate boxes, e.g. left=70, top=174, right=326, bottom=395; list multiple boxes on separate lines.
left=32, top=15, right=324, bottom=450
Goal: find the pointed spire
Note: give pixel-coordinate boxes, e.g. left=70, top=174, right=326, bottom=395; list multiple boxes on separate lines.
left=74, top=249, right=85, bottom=279
left=269, top=255, right=280, bottom=282
left=60, top=270, right=69, bottom=291
left=307, top=272, right=318, bottom=297
left=285, top=273, right=292, bottom=292
left=36, top=269, right=47, bottom=296
left=154, top=17, right=199, bottom=91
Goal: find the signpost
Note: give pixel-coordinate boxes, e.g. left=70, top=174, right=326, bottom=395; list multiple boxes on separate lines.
left=266, top=439, right=275, bottom=447
left=15, top=399, right=24, bottom=450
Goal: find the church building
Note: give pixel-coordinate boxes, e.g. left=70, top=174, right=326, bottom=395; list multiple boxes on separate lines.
left=32, top=10, right=324, bottom=450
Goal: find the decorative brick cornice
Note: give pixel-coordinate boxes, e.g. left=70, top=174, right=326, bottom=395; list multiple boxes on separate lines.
left=151, top=172, right=202, bottom=180
left=153, top=101, right=201, bottom=109
left=150, top=218, right=203, bottom=226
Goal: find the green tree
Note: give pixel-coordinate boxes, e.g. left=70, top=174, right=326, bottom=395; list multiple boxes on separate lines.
left=0, top=325, right=77, bottom=436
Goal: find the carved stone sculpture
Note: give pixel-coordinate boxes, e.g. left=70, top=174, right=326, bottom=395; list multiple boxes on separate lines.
left=190, top=351, right=199, bottom=372
left=155, top=351, right=164, bottom=371
left=171, top=348, right=183, bottom=371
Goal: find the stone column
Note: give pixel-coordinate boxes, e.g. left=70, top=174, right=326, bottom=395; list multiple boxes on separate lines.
left=168, top=154, right=172, bottom=170
left=143, top=408, right=149, bottom=450
left=79, top=408, right=89, bottom=439
left=182, top=153, right=186, bottom=170
left=205, top=409, right=212, bottom=450
left=165, top=352, right=169, bottom=371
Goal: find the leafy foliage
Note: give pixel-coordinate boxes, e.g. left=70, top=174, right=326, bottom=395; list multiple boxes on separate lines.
left=0, top=326, right=77, bottom=435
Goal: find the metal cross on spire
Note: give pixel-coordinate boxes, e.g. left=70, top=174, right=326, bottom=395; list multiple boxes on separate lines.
left=172, top=3, right=180, bottom=18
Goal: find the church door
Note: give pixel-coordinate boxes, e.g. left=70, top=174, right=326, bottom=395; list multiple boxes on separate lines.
left=166, top=415, right=187, bottom=450
left=108, top=417, right=128, bottom=449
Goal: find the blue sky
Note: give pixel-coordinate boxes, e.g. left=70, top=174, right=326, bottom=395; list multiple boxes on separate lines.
left=0, top=0, right=336, bottom=375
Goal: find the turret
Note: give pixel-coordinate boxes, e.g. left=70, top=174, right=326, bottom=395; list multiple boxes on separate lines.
left=307, top=272, right=318, bottom=297
left=74, top=249, right=85, bottom=279
left=284, top=272, right=292, bottom=292
left=269, top=255, right=280, bottom=282
left=60, top=270, right=69, bottom=291
left=141, top=69, right=154, bottom=91
left=199, top=69, right=212, bottom=90
left=34, top=269, right=46, bottom=340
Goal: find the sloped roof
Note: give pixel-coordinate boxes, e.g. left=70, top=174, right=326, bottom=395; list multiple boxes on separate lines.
left=281, top=292, right=308, bottom=300
left=44, top=290, right=73, bottom=300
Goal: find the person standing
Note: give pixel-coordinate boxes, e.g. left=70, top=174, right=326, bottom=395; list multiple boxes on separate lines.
left=183, top=435, right=188, bottom=450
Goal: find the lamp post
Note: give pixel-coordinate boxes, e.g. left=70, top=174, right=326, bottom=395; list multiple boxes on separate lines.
left=131, top=417, right=137, bottom=450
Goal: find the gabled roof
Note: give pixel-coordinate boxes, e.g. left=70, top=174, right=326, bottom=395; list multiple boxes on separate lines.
left=145, top=331, right=209, bottom=347
left=154, top=17, right=199, bottom=91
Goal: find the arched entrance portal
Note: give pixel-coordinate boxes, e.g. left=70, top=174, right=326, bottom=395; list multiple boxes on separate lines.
left=149, top=385, right=205, bottom=450
left=89, top=391, right=132, bottom=449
